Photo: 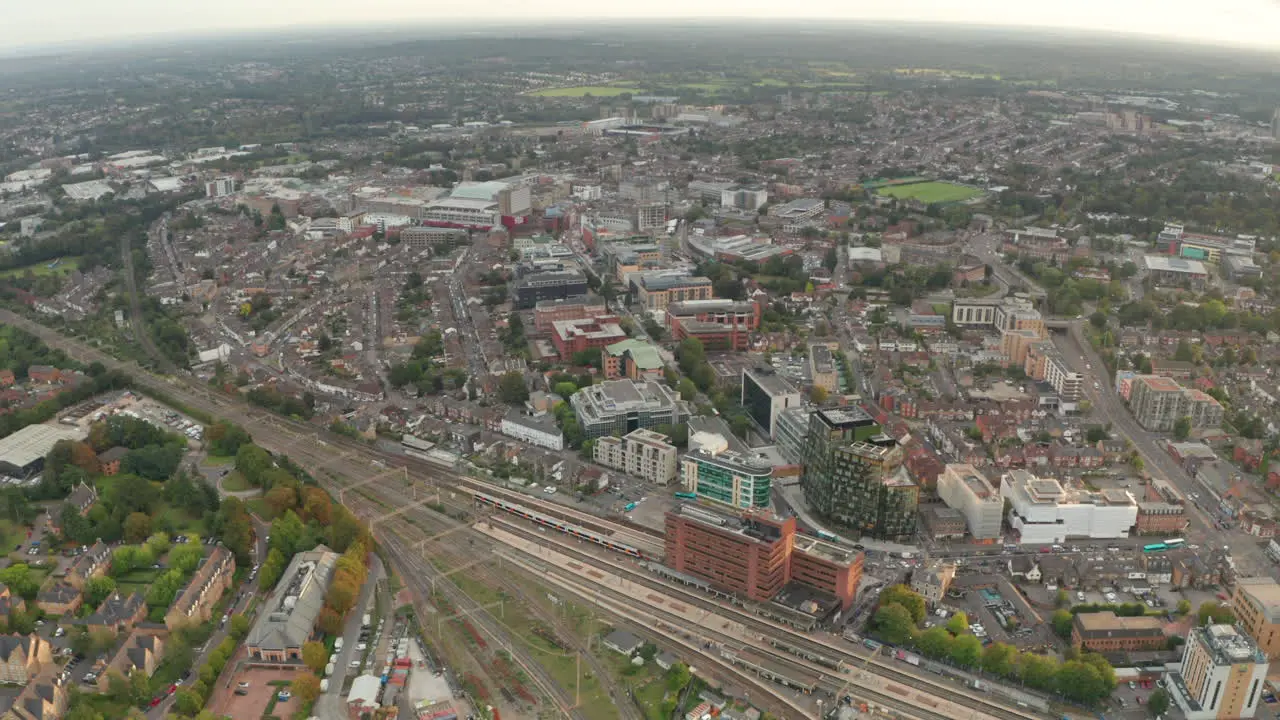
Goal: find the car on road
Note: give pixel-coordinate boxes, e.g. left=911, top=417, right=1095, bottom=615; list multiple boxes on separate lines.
left=278, top=691, right=292, bottom=702
left=237, top=682, right=250, bottom=689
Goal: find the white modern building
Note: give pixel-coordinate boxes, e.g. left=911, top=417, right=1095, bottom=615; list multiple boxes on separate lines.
left=1167, top=624, right=1268, bottom=720
left=499, top=411, right=565, bottom=451
left=1000, top=470, right=1137, bottom=544
left=205, top=177, right=236, bottom=198
left=937, top=464, right=1003, bottom=541
left=422, top=197, right=500, bottom=228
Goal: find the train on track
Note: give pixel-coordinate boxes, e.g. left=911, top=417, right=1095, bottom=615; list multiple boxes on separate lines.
left=473, top=491, right=646, bottom=559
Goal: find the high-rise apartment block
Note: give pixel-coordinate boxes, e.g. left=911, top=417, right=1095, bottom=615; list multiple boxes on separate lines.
left=800, top=408, right=917, bottom=540
left=1168, top=624, right=1268, bottom=720
left=1232, top=577, right=1280, bottom=660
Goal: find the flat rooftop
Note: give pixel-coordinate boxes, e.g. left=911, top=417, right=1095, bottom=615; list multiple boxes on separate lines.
left=810, top=345, right=834, bottom=374
left=1237, top=577, right=1280, bottom=618
left=1136, top=375, right=1182, bottom=392
left=813, top=406, right=875, bottom=428
left=0, top=423, right=88, bottom=470
left=744, top=367, right=798, bottom=397
left=1074, top=611, right=1164, bottom=635
left=1144, top=255, right=1207, bottom=275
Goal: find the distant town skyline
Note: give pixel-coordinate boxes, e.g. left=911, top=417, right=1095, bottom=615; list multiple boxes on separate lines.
left=4, top=1, right=1279, bottom=54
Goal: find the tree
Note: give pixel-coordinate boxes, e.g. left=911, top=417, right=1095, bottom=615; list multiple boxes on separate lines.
left=269, top=511, right=306, bottom=558
left=949, top=634, right=982, bottom=668
left=1051, top=609, right=1075, bottom=638
left=264, top=486, right=298, bottom=518
left=1198, top=601, right=1236, bottom=626
left=1055, top=589, right=1071, bottom=608
left=917, top=626, right=953, bottom=659
left=498, top=372, right=529, bottom=405
left=229, top=614, right=251, bottom=640
left=879, top=585, right=926, bottom=623
left=235, top=444, right=273, bottom=487
left=292, top=674, right=322, bottom=705
left=1173, top=416, right=1192, bottom=440
left=677, top=378, right=698, bottom=402
left=1057, top=660, right=1106, bottom=704
left=666, top=663, right=691, bottom=692
left=110, top=475, right=157, bottom=516
left=316, top=607, right=343, bottom=636
left=168, top=543, right=205, bottom=575
left=981, top=642, right=1017, bottom=676
left=83, top=576, right=117, bottom=608
left=945, top=611, right=969, bottom=636
left=677, top=338, right=707, bottom=376
left=0, top=564, right=38, bottom=599
left=174, top=689, right=203, bottom=715
left=810, top=386, right=829, bottom=404
left=259, top=548, right=287, bottom=591
left=1089, top=311, right=1107, bottom=329
left=873, top=603, right=916, bottom=645
left=1148, top=688, right=1170, bottom=717
left=1020, top=653, right=1059, bottom=691
left=1176, top=599, right=1192, bottom=616
left=123, top=512, right=152, bottom=544
left=302, top=641, right=328, bottom=673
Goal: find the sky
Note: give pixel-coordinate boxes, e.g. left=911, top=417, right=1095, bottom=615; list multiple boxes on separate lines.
left=5, top=0, right=1279, bottom=53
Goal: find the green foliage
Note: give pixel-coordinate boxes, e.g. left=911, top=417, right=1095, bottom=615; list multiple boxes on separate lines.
left=205, top=421, right=251, bottom=456
left=0, top=564, right=40, bottom=599
left=82, top=576, right=117, bottom=608
left=498, top=372, right=529, bottom=405
left=1148, top=688, right=1170, bottom=717
left=872, top=603, right=916, bottom=646
left=879, top=584, right=926, bottom=623
left=949, top=633, right=982, bottom=668
left=1198, top=601, right=1236, bottom=626
left=1052, top=609, right=1075, bottom=638
left=945, top=611, right=969, bottom=636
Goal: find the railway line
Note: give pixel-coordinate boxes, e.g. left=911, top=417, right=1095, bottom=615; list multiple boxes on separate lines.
left=0, top=309, right=1063, bottom=720
left=484, top=517, right=974, bottom=720
left=477, top=507, right=1051, bottom=720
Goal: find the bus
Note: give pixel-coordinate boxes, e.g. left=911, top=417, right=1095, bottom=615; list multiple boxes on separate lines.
left=1143, top=543, right=1168, bottom=553
left=1163, top=538, right=1185, bottom=548
left=674, top=491, right=697, bottom=500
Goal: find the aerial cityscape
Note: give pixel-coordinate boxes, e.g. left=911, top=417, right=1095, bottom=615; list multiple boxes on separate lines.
left=0, top=16, right=1277, bottom=720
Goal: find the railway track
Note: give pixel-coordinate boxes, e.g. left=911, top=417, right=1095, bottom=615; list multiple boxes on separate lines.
left=479, top=511, right=1046, bottom=720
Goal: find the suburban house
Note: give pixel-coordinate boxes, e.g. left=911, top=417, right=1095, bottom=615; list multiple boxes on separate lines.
left=35, top=583, right=81, bottom=616
left=98, top=447, right=129, bottom=476
left=2, top=669, right=67, bottom=720
left=64, top=541, right=111, bottom=589
left=0, top=585, right=26, bottom=625
left=97, top=632, right=164, bottom=694
left=48, top=482, right=97, bottom=534
left=165, top=546, right=235, bottom=630
left=83, top=592, right=147, bottom=634
left=0, top=635, right=51, bottom=685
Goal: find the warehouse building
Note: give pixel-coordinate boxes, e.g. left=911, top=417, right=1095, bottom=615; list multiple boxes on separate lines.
left=245, top=545, right=338, bottom=663
left=1071, top=611, right=1166, bottom=653
left=0, top=424, right=88, bottom=477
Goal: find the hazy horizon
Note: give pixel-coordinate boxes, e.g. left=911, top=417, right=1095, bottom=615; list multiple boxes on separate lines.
left=4, top=1, right=1280, bottom=56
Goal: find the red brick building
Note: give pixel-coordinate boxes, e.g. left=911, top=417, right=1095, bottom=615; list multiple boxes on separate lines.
left=664, top=506, right=863, bottom=610
left=665, top=299, right=760, bottom=351
left=1071, top=612, right=1166, bottom=652
left=533, top=297, right=607, bottom=333
left=549, top=317, right=625, bottom=361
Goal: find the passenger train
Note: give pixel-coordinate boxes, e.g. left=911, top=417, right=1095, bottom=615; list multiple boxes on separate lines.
left=472, top=490, right=646, bottom=559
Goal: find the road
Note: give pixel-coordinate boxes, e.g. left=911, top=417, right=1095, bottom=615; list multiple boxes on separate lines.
left=1055, top=321, right=1272, bottom=576
left=314, top=555, right=384, bottom=720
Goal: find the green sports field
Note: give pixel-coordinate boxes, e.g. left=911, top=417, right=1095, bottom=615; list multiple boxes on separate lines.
left=876, top=181, right=983, bottom=203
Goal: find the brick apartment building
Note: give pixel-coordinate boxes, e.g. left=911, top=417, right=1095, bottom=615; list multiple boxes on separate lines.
left=1071, top=611, right=1166, bottom=653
